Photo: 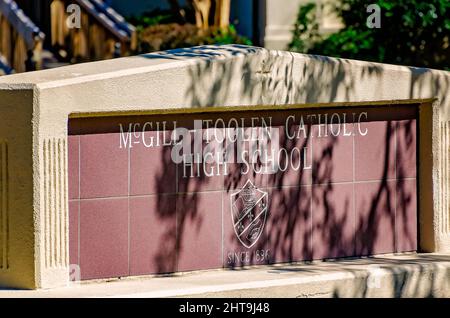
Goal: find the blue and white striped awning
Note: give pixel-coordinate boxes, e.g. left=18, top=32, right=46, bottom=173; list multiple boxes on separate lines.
left=76, top=0, right=135, bottom=42
left=0, top=0, right=45, bottom=49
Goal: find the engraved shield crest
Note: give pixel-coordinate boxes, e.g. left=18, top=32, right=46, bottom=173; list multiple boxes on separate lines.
left=230, top=180, right=268, bottom=248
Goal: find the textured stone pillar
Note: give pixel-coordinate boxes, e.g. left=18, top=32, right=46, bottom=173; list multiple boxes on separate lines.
left=437, top=115, right=450, bottom=251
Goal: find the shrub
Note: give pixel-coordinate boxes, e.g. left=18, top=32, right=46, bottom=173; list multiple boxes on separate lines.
left=289, top=0, right=450, bottom=70
left=137, top=23, right=252, bottom=53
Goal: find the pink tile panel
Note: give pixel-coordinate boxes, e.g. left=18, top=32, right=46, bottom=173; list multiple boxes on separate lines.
left=355, top=181, right=396, bottom=256
left=267, top=186, right=312, bottom=263
left=178, top=128, right=225, bottom=193
left=79, top=133, right=129, bottom=199
left=69, top=200, right=79, bottom=267
left=312, top=183, right=355, bottom=259
left=68, top=135, right=79, bottom=200
left=396, top=120, right=417, bottom=179
left=130, top=131, right=176, bottom=195
left=267, top=125, right=313, bottom=188
left=396, top=179, right=417, bottom=252
left=67, top=106, right=418, bottom=280
left=176, top=192, right=223, bottom=272
left=129, top=195, right=177, bottom=275
left=79, top=198, right=129, bottom=280
left=354, top=121, right=396, bottom=182
left=312, top=124, right=353, bottom=184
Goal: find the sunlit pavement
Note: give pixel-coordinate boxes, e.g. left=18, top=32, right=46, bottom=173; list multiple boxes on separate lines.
left=0, top=253, right=449, bottom=298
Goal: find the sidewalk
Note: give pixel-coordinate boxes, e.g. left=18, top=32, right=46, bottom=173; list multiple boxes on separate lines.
left=1, top=253, right=449, bottom=298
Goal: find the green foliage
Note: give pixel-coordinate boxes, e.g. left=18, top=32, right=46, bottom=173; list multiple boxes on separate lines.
left=209, top=25, right=253, bottom=46
left=289, top=0, right=450, bottom=70
left=289, top=3, right=321, bottom=53
left=126, top=9, right=178, bottom=29
left=127, top=5, right=251, bottom=53
left=133, top=14, right=174, bottom=29
left=137, top=23, right=252, bottom=53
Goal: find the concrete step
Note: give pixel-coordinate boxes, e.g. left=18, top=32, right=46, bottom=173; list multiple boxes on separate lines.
left=0, top=253, right=449, bottom=298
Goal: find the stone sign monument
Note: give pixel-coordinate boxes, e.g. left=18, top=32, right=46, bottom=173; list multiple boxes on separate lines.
left=0, top=45, right=448, bottom=289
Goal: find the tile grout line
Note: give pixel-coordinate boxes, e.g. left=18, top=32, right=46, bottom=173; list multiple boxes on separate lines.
left=310, top=134, right=313, bottom=259
left=175, top=160, right=178, bottom=273
left=352, top=122, right=356, bottom=256
left=128, top=143, right=131, bottom=275
left=78, top=136, right=81, bottom=268
left=221, top=165, right=224, bottom=269
left=394, top=122, right=398, bottom=253
left=67, top=177, right=418, bottom=203
left=221, top=188, right=224, bottom=269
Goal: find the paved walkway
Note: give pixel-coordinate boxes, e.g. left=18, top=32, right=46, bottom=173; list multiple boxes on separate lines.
left=1, top=253, right=449, bottom=297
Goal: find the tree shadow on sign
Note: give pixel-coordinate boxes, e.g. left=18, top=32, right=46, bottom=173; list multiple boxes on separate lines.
left=142, top=44, right=262, bottom=60
left=143, top=45, right=433, bottom=296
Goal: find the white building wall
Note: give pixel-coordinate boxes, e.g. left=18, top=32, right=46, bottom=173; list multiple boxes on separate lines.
left=264, top=0, right=342, bottom=50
